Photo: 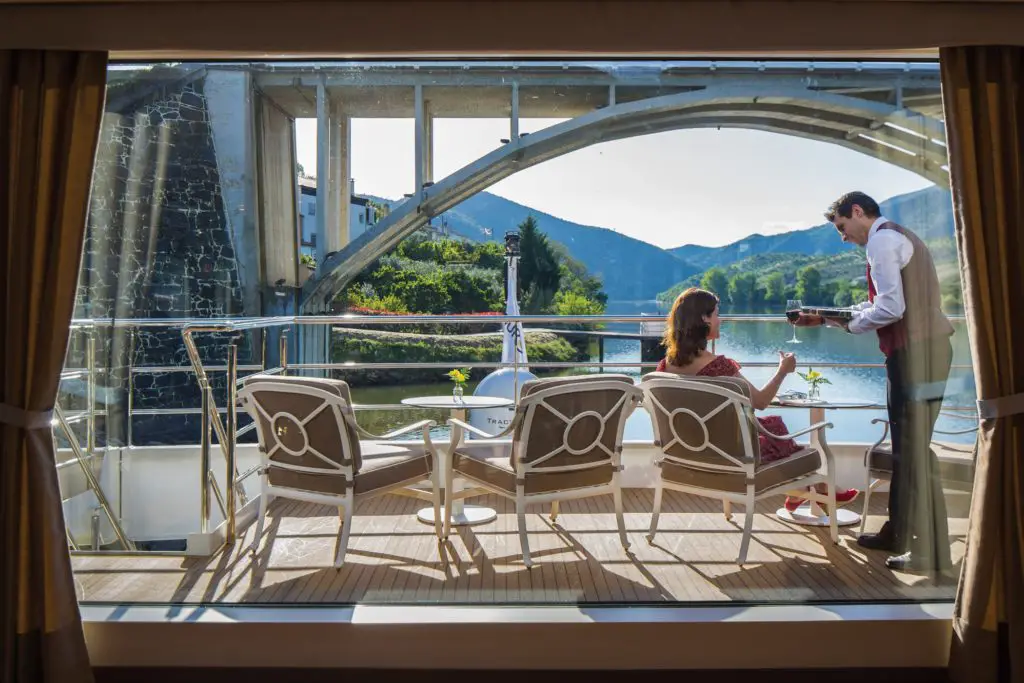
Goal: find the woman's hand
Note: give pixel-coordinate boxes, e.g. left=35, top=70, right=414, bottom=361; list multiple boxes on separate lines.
left=777, top=350, right=797, bottom=375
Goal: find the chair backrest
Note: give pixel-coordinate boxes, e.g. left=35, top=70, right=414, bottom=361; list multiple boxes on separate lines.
left=639, top=372, right=759, bottom=472
left=510, top=374, right=642, bottom=486
left=238, top=375, right=361, bottom=494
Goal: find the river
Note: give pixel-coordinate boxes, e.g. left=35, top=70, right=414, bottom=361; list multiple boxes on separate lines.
left=346, top=300, right=978, bottom=445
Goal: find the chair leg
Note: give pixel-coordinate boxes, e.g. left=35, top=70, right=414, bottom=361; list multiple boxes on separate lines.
left=737, top=493, right=755, bottom=565
left=613, top=486, right=630, bottom=551
left=249, top=475, right=269, bottom=557
left=723, top=500, right=732, bottom=521
left=860, top=475, right=873, bottom=535
left=827, top=473, right=839, bottom=545
left=334, top=490, right=354, bottom=569
left=550, top=500, right=559, bottom=523
left=517, top=496, right=533, bottom=569
left=647, top=480, right=663, bottom=544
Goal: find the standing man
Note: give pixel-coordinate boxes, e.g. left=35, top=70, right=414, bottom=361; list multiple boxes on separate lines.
left=800, top=191, right=955, bottom=572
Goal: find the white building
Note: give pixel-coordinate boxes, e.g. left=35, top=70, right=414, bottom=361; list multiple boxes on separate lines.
left=297, top=176, right=378, bottom=258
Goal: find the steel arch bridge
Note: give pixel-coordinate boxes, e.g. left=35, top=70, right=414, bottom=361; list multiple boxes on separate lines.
left=286, top=62, right=946, bottom=309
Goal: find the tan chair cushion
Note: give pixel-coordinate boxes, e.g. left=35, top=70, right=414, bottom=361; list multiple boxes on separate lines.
left=268, top=441, right=430, bottom=496
left=660, top=446, right=821, bottom=494
left=867, top=445, right=940, bottom=476
left=511, top=374, right=636, bottom=473
left=453, top=442, right=615, bottom=495
left=243, top=375, right=363, bottom=471
left=642, top=376, right=758, bottom=469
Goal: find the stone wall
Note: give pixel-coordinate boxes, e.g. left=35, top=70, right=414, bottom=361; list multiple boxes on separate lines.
left=69, top=68, right=260, bottom=447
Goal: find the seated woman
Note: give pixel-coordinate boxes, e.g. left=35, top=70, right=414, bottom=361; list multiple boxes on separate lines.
left=654, top=287, right=858, bottom=511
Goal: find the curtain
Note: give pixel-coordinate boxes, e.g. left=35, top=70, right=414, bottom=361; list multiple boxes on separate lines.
left=0, top=50, right=108, bottom=683
left=940, top=46, right=1024, bottom=683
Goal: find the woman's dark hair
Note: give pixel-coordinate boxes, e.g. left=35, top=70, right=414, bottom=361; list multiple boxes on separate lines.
left=662, top=287, right=719, bottom=367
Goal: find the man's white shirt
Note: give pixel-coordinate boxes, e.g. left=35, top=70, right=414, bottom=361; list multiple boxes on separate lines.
left=848, top=216, right=914, bottom=334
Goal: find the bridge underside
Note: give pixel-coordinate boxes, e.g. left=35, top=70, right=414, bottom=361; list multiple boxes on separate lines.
left=246, top=61, right=947, bottom=310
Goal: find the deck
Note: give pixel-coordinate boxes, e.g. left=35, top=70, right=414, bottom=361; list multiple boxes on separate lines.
left=71, top=488, right=967, bottom=605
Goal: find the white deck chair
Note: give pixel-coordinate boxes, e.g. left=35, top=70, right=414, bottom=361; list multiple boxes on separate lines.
left=860, top=414, right=979, bottom=533
left=639, top=372, right=840, bottom=564
left=238, top=375, right=443, bottom=568
left=432, top=374, right=643, bottom=569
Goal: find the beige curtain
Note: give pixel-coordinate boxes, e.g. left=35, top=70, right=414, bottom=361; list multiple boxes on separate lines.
left=0, top=50, right=108, bottom=683
left=940, top=46, right=1024, bottom=683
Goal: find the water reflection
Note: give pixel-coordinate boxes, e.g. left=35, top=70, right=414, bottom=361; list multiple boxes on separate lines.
left=348, top=306, right=977, bottom=445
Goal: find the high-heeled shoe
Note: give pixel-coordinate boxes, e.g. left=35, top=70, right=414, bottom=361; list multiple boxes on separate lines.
left=785, top=488, right=860, bottom=512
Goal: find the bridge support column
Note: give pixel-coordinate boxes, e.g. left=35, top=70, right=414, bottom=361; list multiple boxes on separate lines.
left=328, top=103, right=351, bottom=255
left=315, top=77, right=330, bottom=268
left=414, top=84, right=435, bottom=193
left=510, top=82, right=519, bottom=140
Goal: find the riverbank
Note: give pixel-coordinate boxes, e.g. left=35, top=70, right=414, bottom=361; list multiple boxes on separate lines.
left=330, top=327, right=582, bottom=385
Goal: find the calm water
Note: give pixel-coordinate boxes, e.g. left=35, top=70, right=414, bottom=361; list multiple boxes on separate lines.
left=347, top=300, right=978, bottom=445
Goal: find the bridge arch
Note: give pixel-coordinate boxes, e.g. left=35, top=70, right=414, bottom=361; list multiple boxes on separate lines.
left=302, top=84, right=947, bottom=309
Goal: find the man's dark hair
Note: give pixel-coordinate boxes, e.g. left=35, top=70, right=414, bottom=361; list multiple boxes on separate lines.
left=824, top=191, right=881, bottom=222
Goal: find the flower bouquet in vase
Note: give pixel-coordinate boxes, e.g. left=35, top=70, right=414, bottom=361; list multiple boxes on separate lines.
left=447, top=368, right=470, bottom=402
left=797, top=367, right=831, bottom=402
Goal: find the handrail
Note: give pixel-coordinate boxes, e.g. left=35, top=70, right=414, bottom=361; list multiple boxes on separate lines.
left=69, top=312, right=970, bottom=329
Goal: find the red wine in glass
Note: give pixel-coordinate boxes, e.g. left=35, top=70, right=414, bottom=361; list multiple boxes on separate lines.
left=785, top=299, right=802, bottom=343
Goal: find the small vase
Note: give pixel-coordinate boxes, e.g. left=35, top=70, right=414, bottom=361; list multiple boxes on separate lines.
left=452, top=384, right=464, bottom=402
left=807, top=384, right=820, bottom=401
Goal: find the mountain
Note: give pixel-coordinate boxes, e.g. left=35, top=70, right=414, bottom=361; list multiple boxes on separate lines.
left=669, top=186, right=954, bottom=271
left=438, top=192, right=700, bottom=301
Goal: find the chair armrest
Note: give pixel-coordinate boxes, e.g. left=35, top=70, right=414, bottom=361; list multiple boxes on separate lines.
left=753, top=419, right=833, bottom=441
left=353, top=418, right=436, bottom=441
left=448, top=417, right=517, bottom=441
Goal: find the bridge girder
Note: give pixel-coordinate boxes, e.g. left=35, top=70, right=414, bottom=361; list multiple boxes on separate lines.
left=300, top=83, right=948, bottom=311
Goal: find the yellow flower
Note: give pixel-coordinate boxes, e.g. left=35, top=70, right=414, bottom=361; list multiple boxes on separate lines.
left=806, top=370, right=821, bottom=380
left=447, top=368, right=470, bottom=384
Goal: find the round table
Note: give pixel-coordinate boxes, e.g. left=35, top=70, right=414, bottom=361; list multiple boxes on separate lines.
left=770, top=398, right=882, bottom=528
left=400, top=395, right=514, bottom=527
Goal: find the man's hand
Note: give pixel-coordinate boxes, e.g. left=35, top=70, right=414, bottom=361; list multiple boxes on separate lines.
left=792, top=314, right=823, bottom=327
left=822, top=316, right=851, bottom=332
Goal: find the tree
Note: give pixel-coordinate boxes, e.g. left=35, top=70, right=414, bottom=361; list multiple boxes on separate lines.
left=764, top=272, right=787, bottom=306
left=297, top=162, right=306, bottom=177
left=728, top=272, right=758, bottom=308
left=833, top=280, right=854, bottom=307
left=796, top=266, right=823, bottom=304
left=700, top=267, right=730, bottom=297
left=518, top=215, right=561, bottom=313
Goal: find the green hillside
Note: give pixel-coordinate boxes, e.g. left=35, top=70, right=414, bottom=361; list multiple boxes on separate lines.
left=657, top=237, right=963, bottom=312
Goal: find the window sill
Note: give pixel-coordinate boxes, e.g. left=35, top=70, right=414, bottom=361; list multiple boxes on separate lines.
left=82, top=601, right=953, bottom=670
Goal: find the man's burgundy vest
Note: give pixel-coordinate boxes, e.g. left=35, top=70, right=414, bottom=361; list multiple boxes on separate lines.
left=866, top=222, right=954, bottom=357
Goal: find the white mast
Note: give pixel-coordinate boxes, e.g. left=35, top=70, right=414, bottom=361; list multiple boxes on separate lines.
left=502, top=231, right=529, bottom=368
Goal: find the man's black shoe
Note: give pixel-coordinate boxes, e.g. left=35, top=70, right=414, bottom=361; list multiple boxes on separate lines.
left=857, top=521, right=900, bottom=552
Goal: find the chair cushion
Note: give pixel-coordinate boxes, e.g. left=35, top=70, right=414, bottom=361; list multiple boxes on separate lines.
left=354, top=441, right=432, bottom=495
left=268, top=441, right=429, bottom=497
left=867, top=445, right=941, bottom=476
left=868, top=445, right=894, bottom=474
left=512, top=374, right=636, bottom=473
left=453, top=442, right=615, bottom=495
left=243, top=374, right=363, bottom=471
left=659, top=446, right=822, bottom=494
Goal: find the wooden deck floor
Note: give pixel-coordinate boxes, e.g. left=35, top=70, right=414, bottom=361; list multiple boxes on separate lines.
left=71, top=488, right=968, bottom=605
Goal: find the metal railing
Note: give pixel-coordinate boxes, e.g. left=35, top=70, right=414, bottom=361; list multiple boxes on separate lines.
left=59, top=312, right=976, bottom=555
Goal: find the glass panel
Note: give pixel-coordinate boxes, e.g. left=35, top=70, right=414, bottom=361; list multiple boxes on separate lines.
left=66, top=59, right=970, bottom=607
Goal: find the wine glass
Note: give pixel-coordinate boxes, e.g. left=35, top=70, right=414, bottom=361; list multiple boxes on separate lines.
left=786, top=299, right=802, bottom=344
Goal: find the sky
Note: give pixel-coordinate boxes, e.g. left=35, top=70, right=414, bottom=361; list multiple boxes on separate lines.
left=295, top=117, right=934, bottom=249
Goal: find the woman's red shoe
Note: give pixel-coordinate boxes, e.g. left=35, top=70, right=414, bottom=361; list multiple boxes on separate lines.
left=784, top=488, right=860, bottom=512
